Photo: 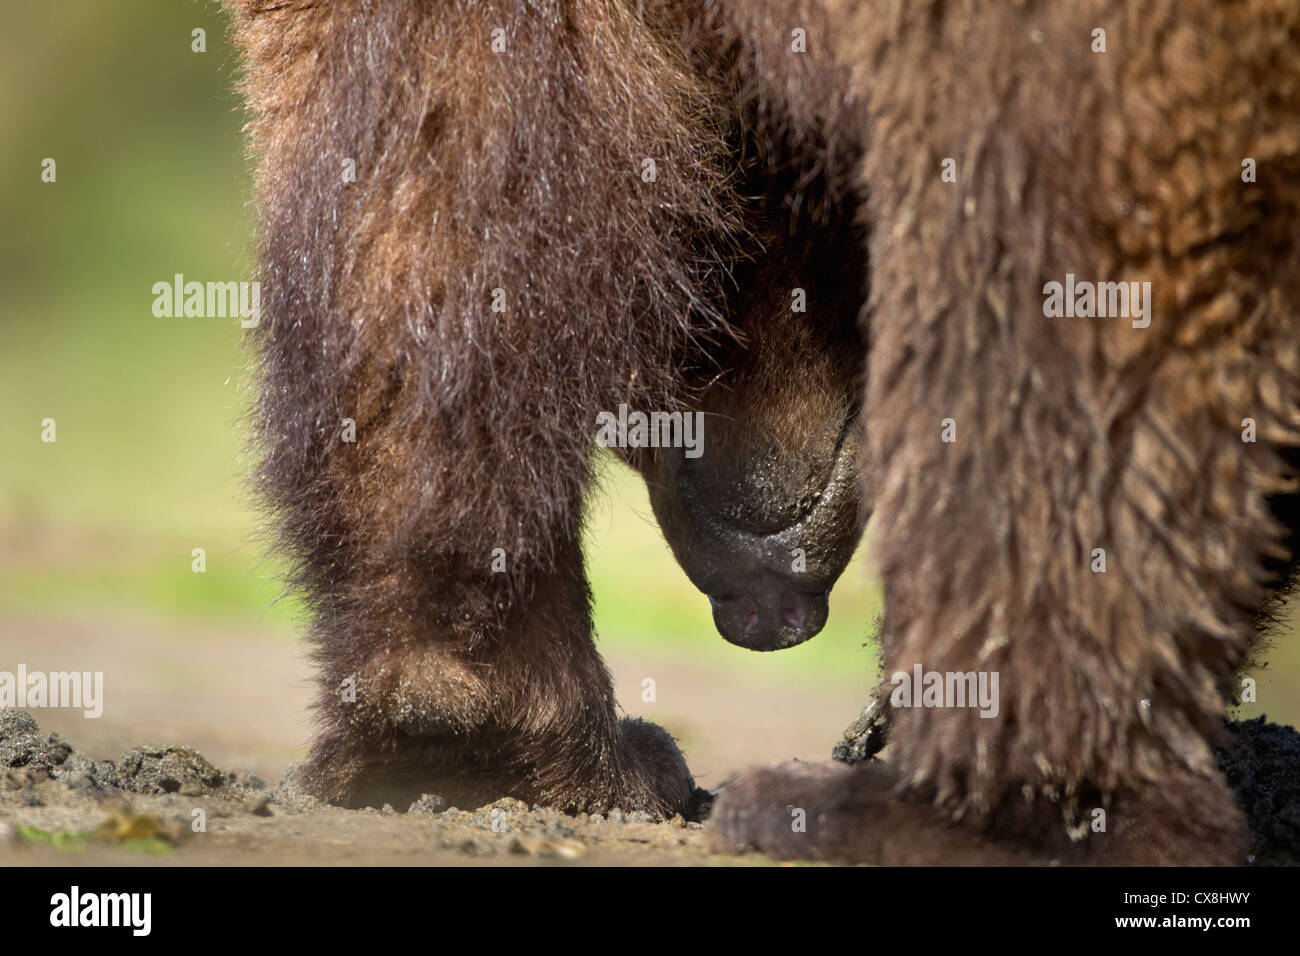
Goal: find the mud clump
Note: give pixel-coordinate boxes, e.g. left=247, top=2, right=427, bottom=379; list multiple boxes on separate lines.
left=1216, top=716, right=1300, bottom=866
left=1, top=711, right=265, bottom=806
left=268, top=760, right=320, bottom=811
left=112, top=745, right=238, bottom=797
left=53, top=753, right=117, bottom=794
left=0, top=710, right=72, bottom=773
left=407, top=792, right=447, bottom=815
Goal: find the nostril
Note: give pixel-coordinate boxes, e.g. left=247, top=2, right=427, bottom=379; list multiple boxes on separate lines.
left=708, top=586, right=829, bottom=650
left=780, top=590, right=805, bottom=630
left=709, top=593, right=760, bottom=632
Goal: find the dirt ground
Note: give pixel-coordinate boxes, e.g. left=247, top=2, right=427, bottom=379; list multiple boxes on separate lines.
left=5, top=612, right=1297, bottom=866
left=0, top=707, right=732, bottom=865
left=0, top=612, right=869, bottom=866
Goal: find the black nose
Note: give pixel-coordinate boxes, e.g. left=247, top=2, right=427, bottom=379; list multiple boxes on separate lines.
left=707, top=586, right=830, bottom=651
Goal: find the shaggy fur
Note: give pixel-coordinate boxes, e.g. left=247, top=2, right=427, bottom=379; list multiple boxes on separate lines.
left=230, top=0, right=863, bottom=816
left=230, top=0, right=1300, bottom=863
left=700, top=0, right=1300, bottom=864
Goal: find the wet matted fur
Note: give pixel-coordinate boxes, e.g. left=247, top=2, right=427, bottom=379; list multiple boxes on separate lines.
left=228, top=0, right=1300, bottom=863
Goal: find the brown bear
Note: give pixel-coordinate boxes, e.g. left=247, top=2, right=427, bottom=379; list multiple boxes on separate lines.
left=228, top=0, right=1300, bottom=864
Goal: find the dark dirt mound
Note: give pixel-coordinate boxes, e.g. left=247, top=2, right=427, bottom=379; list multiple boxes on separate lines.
left=1216, top=716, right=1300, bottom=866
left=0, top=709, right=259, bottom=801
left=0, top=710, right=72, bottom=773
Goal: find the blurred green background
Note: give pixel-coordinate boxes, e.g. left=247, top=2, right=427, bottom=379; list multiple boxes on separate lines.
left=0, top=2, right=1293, bottom=785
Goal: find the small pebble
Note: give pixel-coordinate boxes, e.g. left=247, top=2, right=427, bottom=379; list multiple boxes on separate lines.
left=408, top=793, right=447, bottom=815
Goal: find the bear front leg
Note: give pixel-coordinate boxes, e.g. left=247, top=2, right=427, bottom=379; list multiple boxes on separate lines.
left=230, top=0, right=737, bottom=818
left=299, top=534, right=697, bottom=816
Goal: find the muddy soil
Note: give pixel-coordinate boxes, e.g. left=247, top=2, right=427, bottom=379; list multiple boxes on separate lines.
left=0, top=610, right=871, bottom=865
left=2, top=616, right=1297, bottom=867
left=0, top=710, right=752, bottom=866
left=3, top=708, right=1299, bottom=867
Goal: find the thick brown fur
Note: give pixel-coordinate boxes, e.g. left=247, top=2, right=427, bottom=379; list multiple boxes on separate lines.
left=700, top=0, right=1300, bottom=863
left=230, top=0, right=1300, bottom=862
left=230, top=0, right=863, bottom=815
